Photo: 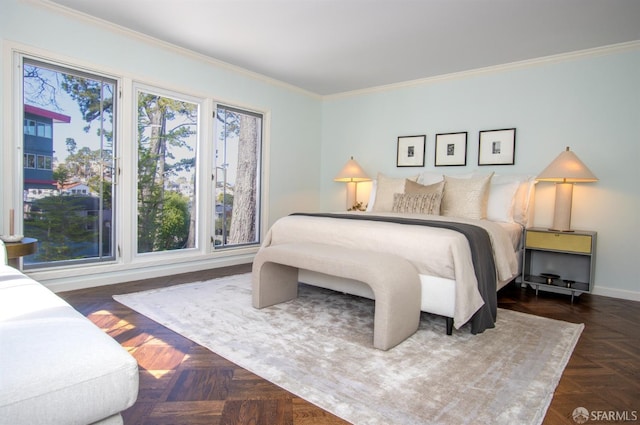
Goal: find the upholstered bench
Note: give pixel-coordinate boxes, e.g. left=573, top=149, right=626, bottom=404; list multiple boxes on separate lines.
left=252, top=242, right=421, bottom=350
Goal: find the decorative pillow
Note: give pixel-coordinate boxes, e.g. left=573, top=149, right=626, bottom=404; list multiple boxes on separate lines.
left=371, top=173, right=418, bottom=212
left=441, top=173, right=494, bottom=219
left=417, top=171, right=444, bottom=185
left=404, top=179, right=444, bottom=194
left=392, top=193, right=441, bottom=215
left=404, top=179, right=444, bottom=214
left=486, top=181, right=520, bottom=222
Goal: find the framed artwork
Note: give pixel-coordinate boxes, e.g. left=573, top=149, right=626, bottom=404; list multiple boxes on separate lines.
left=478, top=128, right=516, bottom=165
left=396, top=135, right=425, bottom=167
left=435, top=132, right=467, bottom=166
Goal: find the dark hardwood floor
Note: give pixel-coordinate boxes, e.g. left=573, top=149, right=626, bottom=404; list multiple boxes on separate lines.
left=58, top=264, right=640, bottom=425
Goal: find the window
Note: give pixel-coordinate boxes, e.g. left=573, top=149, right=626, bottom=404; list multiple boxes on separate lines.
left=136, top=87, right=200, bottom=254
left=24, top=119, right=36, bottom=135
left=14, top=51, right=265, bottom=276
left=37, top=155, right=52, bottom=170
left=22, top=58, right=117, bottom=267
left=24, top=153, right=36, bottom=169
left=214, top=105, right=262, bottom=248
left=23, top=119, right=52, bottom=138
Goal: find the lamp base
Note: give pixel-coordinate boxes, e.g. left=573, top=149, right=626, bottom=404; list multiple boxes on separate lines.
left=550, top=182, right=574, bottom=232
left=345, top=181, right=357, bottom=210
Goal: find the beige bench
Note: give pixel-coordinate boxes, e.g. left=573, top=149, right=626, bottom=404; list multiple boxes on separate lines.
left=252, top=242, right=421, bottom=350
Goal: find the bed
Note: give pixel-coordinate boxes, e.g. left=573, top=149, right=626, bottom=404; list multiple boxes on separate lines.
left=259, top=171, right=535, bottom=333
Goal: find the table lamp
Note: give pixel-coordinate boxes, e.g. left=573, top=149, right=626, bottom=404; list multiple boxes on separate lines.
left=536, top=146, right=598, bottom=232
left=334, top=157, right=370, bottom=210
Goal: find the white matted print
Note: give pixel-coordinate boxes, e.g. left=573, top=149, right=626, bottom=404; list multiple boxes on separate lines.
left=435, top=132, right=467, bottom=166
left=478, top=128, right=516, bottom=165
left=397, top=135, right=425, bottom=167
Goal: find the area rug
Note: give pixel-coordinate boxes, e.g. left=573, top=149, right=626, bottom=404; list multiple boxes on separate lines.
left=114, top=273, right=583, bottom=425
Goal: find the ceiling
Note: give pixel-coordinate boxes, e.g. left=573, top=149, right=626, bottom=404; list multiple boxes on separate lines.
left=48, top=0, right=640, bottom=96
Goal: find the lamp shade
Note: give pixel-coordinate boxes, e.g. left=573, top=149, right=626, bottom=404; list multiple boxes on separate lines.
left=334, top=157, right=371, bottom=182
left=536, top=146, right=598, bottom=232
left=536, top=147, right=598, bottom=183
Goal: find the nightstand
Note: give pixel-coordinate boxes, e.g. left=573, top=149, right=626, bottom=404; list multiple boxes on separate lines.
left=522, top=228, right=596, bottom=302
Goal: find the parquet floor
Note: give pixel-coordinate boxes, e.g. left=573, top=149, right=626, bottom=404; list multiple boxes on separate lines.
left=59, top=263, right=640, bottom=425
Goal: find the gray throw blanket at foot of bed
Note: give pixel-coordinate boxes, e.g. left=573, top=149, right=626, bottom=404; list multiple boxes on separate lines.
left=291, top=213, right=497, bottom=334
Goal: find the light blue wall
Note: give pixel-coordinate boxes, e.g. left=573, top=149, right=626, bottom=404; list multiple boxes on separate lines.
left=321, top=47, right=640, bottom=299
left=0, top=0, right=323, bottom=230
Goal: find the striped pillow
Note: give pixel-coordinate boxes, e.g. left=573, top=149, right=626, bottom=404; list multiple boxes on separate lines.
left=392, top=192, right=441, bottom=215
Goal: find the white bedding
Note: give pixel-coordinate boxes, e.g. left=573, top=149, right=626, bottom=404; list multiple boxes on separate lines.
left=262, top=212, right=521, bottom=328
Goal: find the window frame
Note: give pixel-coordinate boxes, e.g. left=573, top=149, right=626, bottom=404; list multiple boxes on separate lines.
left=213, top=103, right=264, bottom=250
left=19, top=55, right=120, bottom=270
left=24, top=153, right=36, bottom=169
left=132, top=82, right=205, bottom=259
left=5, top=43, right=269, bottom=283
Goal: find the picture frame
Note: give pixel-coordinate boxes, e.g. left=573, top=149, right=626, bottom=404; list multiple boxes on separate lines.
left=478, top=128, right=516, bottom=165
left=396, top=135, right=425, bottom=167
left=435, top=132, right=467, bottom=166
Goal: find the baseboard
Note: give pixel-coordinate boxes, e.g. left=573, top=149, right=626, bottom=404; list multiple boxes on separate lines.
left=34, top=254, right=254, bottom=293
left=515, top=280, right=638, bottom=302
left=592, top=285, right=640, bottom=302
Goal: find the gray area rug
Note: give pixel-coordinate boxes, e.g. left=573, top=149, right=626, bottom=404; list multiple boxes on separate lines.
left=114, top=273, right=583, bottom=425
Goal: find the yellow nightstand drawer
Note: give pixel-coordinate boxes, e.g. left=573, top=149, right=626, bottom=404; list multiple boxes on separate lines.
left=525, top=231, right=592, bottom=254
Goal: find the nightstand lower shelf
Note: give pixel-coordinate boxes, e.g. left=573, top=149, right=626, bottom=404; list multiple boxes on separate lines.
left=522, top=228, right=596, bottom=304
left=523, top=274, right=589, bottom=303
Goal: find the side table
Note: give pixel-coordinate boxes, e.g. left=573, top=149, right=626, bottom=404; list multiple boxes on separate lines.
left=522, top=228, right=596, bottom=303
left=5, top=237, right=37, bottom=268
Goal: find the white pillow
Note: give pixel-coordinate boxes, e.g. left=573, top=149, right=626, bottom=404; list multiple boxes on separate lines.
left=371, top=173, right=418, bottom=212
left=481, top=173, right=536, bottom=225
left=486, top=181, right=520, bottom=222
left=513, top=179, right=536, bottom=226
left=441, top=173, right=494, bottom=220
left=365, top=179, right=377, bottom=212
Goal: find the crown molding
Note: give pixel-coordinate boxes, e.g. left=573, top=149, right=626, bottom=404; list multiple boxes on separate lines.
left=324, top=40, right=640, bottom=101
left=20, top=1, right=640, bottom=102
left=28, top=0, right=322, bottom=100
